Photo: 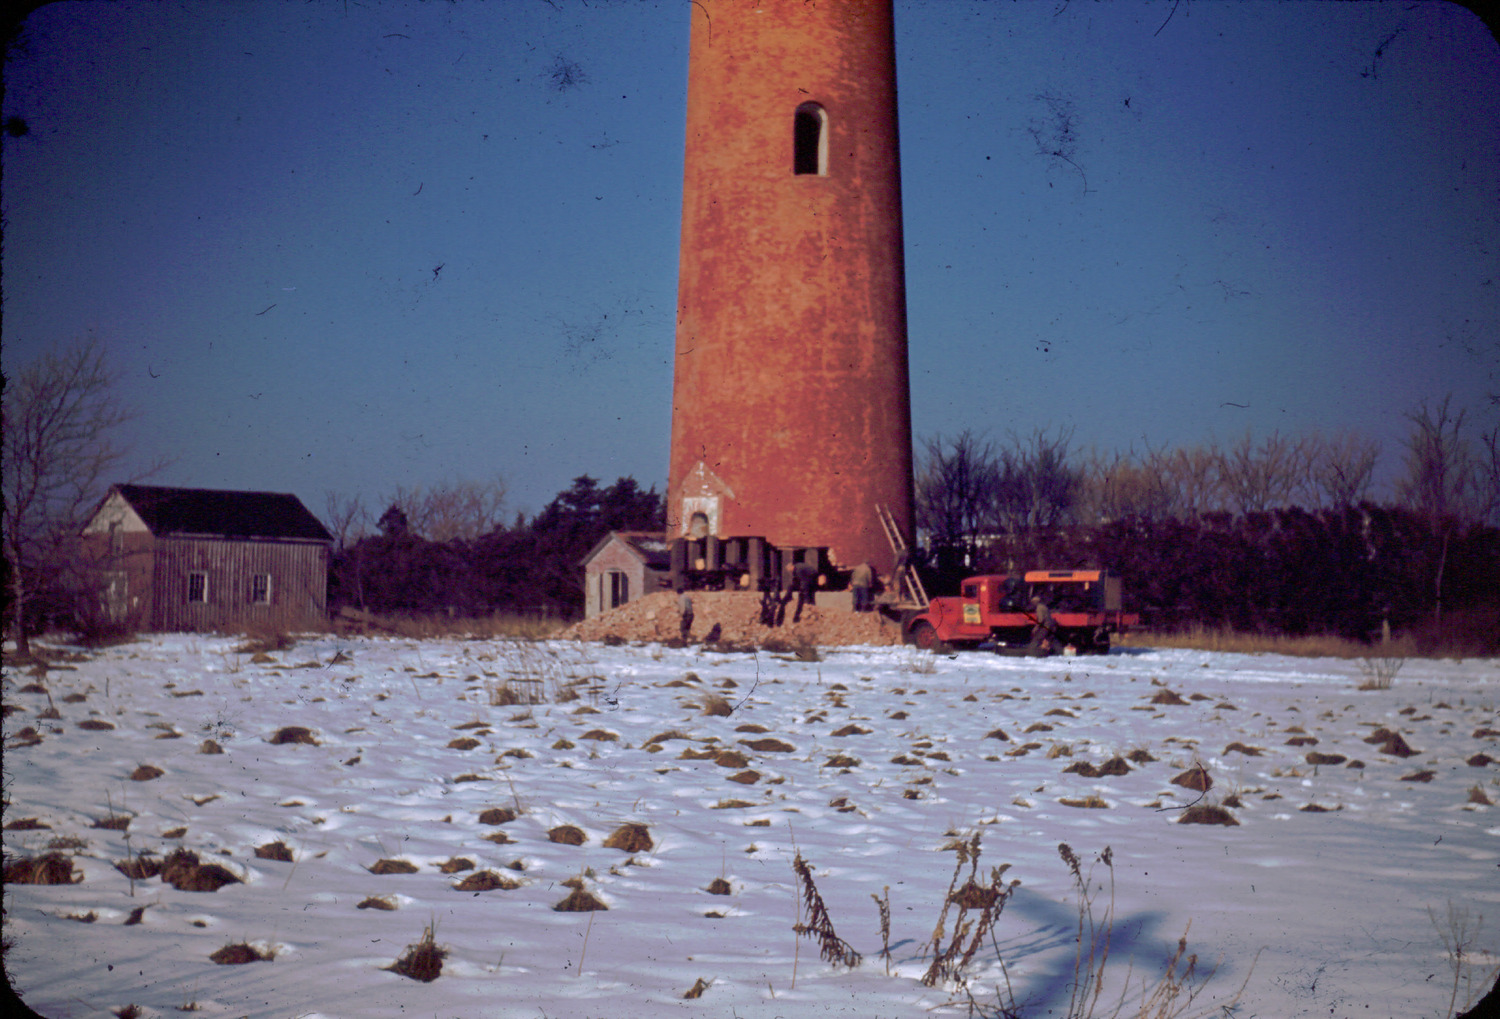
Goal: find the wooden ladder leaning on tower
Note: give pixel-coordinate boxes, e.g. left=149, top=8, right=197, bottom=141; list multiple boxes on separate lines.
left=876, top=504, right=929, bottom=610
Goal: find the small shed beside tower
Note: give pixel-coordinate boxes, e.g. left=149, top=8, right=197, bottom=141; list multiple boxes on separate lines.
left=580, top=531, right=673, bottom=619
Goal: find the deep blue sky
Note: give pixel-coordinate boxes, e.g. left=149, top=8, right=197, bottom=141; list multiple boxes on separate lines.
left=4, top=0, right=1497, bottom=522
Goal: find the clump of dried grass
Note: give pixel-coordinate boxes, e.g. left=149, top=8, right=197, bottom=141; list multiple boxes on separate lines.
left=1060, top=795, right=1110, bottom=809
left=1179, top=803, right=1240, bottom=826
left=209, top=942, right=275, bottom=965
left=1171, top=764, right=1212, bottom=792
left=161, top=849, right=241, bottom=891
left=602, top=823, right=653, bottom=852
left=232, top=627, right=294, bottom=655
left=358, top=896, right=397, bottom=910
left=114, top=854, right=162, bottom=880
left=253, top=842, right=293, bottom=863
left=699, top=693, right=734, bottom=717
left=4, top=852, right=81, bottom=885
left=368, top=858, right=420, bottom=875
left=387, top=923, right=447, bottom=981
left=268, top=726, right=319, bottom=746
left=554, top=887, right=608, bottom=912
left=454, top=870, right=520, bottom=892
left=740, top=737, right=795, bottom=753
left=548, top=825, right=587, bottom=846
left=3, top=818, right=50, bottom=831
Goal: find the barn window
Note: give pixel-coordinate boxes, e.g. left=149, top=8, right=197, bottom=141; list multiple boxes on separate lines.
left=187, top=571, right=208, bottom=603
left=793, top=102, right=827, bottom=176
left=250, top=574, right=272, bottom=604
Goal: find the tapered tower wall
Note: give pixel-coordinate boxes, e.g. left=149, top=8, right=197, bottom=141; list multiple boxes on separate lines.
left=667, top=0, right=914, bottom=575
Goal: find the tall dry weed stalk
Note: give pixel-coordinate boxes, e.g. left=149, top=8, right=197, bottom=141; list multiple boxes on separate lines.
left=484, top=640, right=600, bottom=705
left=1356, top=654, right=1405, bottom=690
left=1060, top=843, right=1115, bottom=1018
left=790, top=852, right=862, bottom=971
left=921, top=832, right=1019, bottom=990
left=871, top=886, right=892, bottom=975
left=1433, top=902, right=1500, bottom=1018
left=1056, top=845, right=1253, bottom=1019
left=1121, top=626, right=1421, bottom=660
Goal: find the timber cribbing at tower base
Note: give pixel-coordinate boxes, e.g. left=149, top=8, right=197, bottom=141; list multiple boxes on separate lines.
left=666, top=0, right=915, bottom=578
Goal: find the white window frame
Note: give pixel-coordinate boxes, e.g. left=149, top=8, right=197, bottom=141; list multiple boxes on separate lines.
left=250, top=573, right=272, bottom=604
left=187, top=571, right=208, bottom=604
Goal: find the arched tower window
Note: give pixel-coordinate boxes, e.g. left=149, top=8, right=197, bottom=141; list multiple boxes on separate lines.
left=793, top=102, right=827, bottom=176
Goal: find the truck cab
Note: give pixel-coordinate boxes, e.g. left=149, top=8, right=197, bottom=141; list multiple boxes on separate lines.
left=902, top=569, right=1136, bottom=655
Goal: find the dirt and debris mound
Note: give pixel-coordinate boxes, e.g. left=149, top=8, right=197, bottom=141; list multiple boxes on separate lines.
left=561, top=591, right=901, bottom=648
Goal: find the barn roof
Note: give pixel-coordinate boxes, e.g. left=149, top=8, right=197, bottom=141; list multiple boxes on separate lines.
left=110, top=484, right=333, bottom=542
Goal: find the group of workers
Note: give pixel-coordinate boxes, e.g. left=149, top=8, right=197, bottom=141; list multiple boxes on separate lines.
left=675, top=558, right=886, bottom=641
left=675, top=563, right=1061, bottom=652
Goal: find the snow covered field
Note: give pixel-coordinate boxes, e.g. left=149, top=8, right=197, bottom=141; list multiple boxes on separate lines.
left=3, top=634, right=1497, bottom=1019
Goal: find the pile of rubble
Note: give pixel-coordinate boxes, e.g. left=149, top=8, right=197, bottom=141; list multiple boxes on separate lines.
left=560, top=590, right=903, bottom=647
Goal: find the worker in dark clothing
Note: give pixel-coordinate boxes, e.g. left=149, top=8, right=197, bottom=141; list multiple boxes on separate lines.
left=851, top=561, right=874, bottom=612
left=760, top=580, right=782, bottom=627
left=677, top=587, right=694, bottom=642
left=790, top=560, right=818, bottom=623
left=1029, top=595, right=1060, bottom=655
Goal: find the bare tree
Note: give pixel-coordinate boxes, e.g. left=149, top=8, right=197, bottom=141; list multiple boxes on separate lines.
left=991, top=427, right=1081, bottom=537
left=1078, top=447, right=1175, bottom=523
left=1397, top=395, right=1476, bottom=525
left=1149, top=443, right=1221, bottom=519
left=1300, top=430, right=1381, bottom=508
left=384, top=478, right=508, bottom=542
left=2, top=336, right=150, bottom=655
left=1217, top=430, right=1306, bottom=515
left=915, top=431, right=997, bottom=559
left=323, top=491, right=369, bottom=552
left=1396, top=395, right=1484, bottom=630
left=1476, top=420, right=1499, bottom=526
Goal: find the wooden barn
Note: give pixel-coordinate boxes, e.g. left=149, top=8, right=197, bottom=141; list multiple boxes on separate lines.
left=580, top=531, right=672, bottom=619
left=81, top=484, right=333, bottom=633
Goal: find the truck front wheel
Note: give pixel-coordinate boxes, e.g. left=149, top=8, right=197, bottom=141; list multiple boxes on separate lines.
left=909, top=620, right=939, bottom=650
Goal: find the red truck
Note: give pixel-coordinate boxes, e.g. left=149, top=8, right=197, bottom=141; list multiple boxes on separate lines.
left=901, top=569, right=1138, bottom=655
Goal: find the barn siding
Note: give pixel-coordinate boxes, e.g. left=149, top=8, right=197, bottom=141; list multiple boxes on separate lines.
left=152, top=537, right=328, bottom=632
left=80, top=531, right=157, bottom=630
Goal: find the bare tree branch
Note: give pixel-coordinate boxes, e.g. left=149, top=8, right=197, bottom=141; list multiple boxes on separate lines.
left=2, top=335, right=158, bottom=653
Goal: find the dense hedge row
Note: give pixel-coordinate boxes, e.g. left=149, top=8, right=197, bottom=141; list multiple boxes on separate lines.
left=328, top=475, right=663, bottom=619
left=939, top=504, right=1499, bottom=650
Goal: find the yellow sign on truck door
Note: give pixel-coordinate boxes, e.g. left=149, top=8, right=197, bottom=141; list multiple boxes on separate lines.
left=963, top=603, right=981, bottom=625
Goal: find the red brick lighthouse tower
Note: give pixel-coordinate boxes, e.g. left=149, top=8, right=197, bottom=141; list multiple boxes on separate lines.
left=666, top=0, right=914, bottom=577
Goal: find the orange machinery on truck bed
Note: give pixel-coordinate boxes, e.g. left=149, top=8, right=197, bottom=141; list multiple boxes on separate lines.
left=901, top=570, right=1138, bottom=655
